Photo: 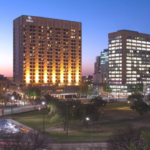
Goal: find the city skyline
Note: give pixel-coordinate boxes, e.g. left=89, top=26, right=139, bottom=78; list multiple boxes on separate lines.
left=1, top=0, right=150, bottom=77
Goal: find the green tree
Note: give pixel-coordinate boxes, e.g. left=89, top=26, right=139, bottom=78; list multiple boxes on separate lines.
left=103, top=84, right=112, bottom=97
left=108, top=125, right=142, bottom=150
left=91, top=96, right=107, bottom=107
left=140, top=131, right=150, bottom=150
left=127, top=93, right=144, bottom=102
left=130, top=94, right=150, bottom=116
left=78, top=82, right=93, bottom=96
left=25, top=87, right=41, bottom=98
left=70, top=100, right=84, bottom=121
left=128, top=83, right=144, bottom=94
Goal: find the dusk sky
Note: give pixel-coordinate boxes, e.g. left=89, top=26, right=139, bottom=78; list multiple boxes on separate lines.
left=0, top=0, right=150, bottom=77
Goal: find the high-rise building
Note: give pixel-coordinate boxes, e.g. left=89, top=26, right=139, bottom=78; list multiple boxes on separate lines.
left=93, top=56, right=101, bottom=84
left=94, top=56, right=101, bottom=74
left=108, top=30, right=150, bottom=95
left=93, top=49, right=109, bottom=84
left=100, top=49, right=109, bottom=83
left=13, top=15, right=82, bottom=86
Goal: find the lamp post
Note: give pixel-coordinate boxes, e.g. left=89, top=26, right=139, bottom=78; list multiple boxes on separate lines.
left=11, top=96, right=14, bottom=118
left=66, top=103, right=69, bottom=137
left=42, top=101, right=45, bottom=132
left=86, top=117, right=93, bottom=148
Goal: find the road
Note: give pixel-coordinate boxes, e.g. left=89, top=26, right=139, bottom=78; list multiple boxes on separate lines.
left=3, top=105, right=35, bottom=116
left=48, top=142, right=108, bottom=150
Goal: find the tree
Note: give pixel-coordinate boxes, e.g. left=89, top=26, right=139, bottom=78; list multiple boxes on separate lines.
left=108, top=125, right=143, bottom=150
left=128, top=93, right=150, bottom=116
left=78, top=82, right=93, bottom=96
left=127, top=93, right=144, bottom=102
left=128, top=83, right=144, bottom=94
left=25, top=87, right=41, bottom=98
left=131, top=100, right=150, bottom=116
left=140, top=131, right=150, bottom=150
left=103, top=84, right=112, bottom=97
left=12, top=92, right=21, bottom=100
left=91, top=96, right=107, bottom=107
left=0, top=130, right=50, bottom=150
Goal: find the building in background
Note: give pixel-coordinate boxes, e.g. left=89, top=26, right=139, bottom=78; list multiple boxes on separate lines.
left=108, top=30, right=150, bottom=96
left=13, top=15, right=82, bottom=87
left=0, top=75, right=8, bottom=95
left=93, top=49, right=109, bottom=95
left=93, top=49, right=109, bottom=84
left=82, top=75, right=93, bottom=83
left=93, top=56, right=101, bottom=84
left=100, top=49, right=109, bottom=83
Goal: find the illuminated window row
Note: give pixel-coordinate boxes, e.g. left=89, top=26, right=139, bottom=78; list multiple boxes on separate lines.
left=126, top=39, right=150, bottom=44
left=109, top=54, right=122, bottom=57
left=109, top=43, right=122, bottom=47
left=109, top=46, right=122, bottom=50
left=109, top=71, right=122, bottom=74
left=126, top=46, right=150, bottom=50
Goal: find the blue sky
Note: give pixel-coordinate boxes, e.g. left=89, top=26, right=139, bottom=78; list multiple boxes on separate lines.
left=0, top=0, right=150, bottom=76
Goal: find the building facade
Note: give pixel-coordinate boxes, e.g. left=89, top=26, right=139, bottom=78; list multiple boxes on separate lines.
left=93, top=56, right=101, bottom=84
left=93, top=49, right=109, bottom=95
left=0, top=75, right=8, bottom=95
left=93, top=49, right=109, bottom=84
left=108, top=30, right=150, bottom=95
left=100, top=49, right=109, bottom=83
left=82, top=75, right=93, bottom=83
left=13, top=15, right=82, bottom=86
left=94, top=56, right=101, bottom=74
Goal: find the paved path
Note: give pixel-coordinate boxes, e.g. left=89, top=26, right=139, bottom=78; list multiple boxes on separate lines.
left=3, top=105, right=35, bottom=115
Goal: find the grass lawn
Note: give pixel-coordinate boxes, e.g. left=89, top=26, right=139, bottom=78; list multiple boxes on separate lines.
left=8, top=102, right=150, bottom=141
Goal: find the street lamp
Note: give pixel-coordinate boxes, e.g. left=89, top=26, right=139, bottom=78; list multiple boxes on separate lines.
left=42, top=101, right=45, bottom=132
left=86, top=117, right=93, bottom=148
left=11, top=96, right=14, bottom=118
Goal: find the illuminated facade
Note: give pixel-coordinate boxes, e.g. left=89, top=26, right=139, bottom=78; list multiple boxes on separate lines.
left=13, top=15, right=82, bottom=86
left=100, top=49, right=109, bottom=83
left=93, top=49, right=109, bottom=84
left=109, top=30, right=150, bottom=95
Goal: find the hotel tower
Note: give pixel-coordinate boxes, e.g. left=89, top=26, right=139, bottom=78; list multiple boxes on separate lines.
left=13, top=15, right=82, bottom=86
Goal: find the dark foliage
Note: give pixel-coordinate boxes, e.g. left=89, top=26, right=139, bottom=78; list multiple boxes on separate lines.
left=108, top=125, right=144, bottom=150
left=131, top=100, right=150, bottom=116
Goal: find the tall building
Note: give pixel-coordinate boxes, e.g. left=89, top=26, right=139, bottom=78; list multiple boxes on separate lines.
left=93, top=49, right=109, bottom=95
left=100, top=49, right=109, bottom=83
left=108, top=30, right=150, bottom=95
left=93, top=49, right=109, bottom=84
left=94, top=56, right=101, bottom=74
left=93, top=56, right=101, bottom=84
left=13, top=15, right=82, bottom=86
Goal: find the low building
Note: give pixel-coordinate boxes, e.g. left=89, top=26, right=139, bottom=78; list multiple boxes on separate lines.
left=82, top=75, right=93, bottom=83
left=0, top=75, right=8, bottom=95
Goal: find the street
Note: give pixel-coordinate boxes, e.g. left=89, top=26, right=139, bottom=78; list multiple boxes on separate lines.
left=48, top=142, right=108, bottom=150
left=3, top=105, right=35, bottom=116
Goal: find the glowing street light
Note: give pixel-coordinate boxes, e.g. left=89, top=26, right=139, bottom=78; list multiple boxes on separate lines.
left=86, top=117, right=93, bottom=148
left=42, top=101, right=45, bottom=132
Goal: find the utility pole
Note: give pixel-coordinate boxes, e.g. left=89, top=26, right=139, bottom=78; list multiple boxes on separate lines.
left=66, top=103, right=69, bottom=137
